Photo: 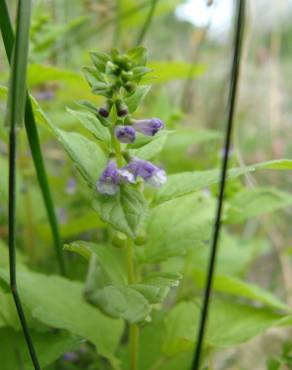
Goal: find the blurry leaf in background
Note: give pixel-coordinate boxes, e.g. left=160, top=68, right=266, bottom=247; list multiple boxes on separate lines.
left=226, top=187, right=292, bottom=224
left=0, top=327, right=81, bottom=370
left=162, top=300, right=286, bottom=356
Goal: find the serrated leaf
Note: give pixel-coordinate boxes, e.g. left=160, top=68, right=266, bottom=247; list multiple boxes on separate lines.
left=53, top=129, right=107, bottom=187
left=0, top=269, right=123, bottom=362
left=133, top=272, right=181, bottom=304
left=93, top=185, right=148, bottom=237
left=154, top=159, right=292, bottom=205
left=66, top=107, right=111, bottom=146
left=124, top=85, right=151, bottom=113
left=87, top=285, right=151, bottom=323
left=69, top=242, right=150, bottom=323
left=141, top=193, right=215, bottom=263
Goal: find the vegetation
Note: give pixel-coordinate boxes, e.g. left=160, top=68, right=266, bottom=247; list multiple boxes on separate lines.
left=0, top=1, right=292, bottom=370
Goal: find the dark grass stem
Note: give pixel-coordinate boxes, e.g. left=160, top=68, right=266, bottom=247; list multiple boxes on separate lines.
left=191, top=1, right=245, bottom=369
left=6, top=0, right=41, bottom=369
left=135, top=0, right=158, bottom=46
left=0, top=0, right=66, bottom=275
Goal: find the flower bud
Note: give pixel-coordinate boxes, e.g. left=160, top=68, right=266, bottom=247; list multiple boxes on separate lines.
left=116, top=100, right=129, bottom=117
left=133, top=118, right=164, bottom=136
left=115, top=125, right=136, bottom=143
left=98, top=107, right=109, bottom=118
left=112, top=232, right=127, bottom=248
left=134, top=230, right=148, bottom=246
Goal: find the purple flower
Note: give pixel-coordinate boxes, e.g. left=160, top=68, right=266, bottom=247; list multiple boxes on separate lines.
left=115, top=125, right=136, bottom=143
left=133, top=118, right=164, bottom=136
left=96, top=160, right=135, bottom=195
left=126, top=158, right=167, bottom=187
left=96, top=161, right=120, bottom=195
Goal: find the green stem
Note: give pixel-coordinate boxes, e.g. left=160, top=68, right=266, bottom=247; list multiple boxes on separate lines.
left=126, top=238, right=139, bottom=370
left=129, top=324, right=139, bottom=370
left=135, top=0, right=158, bottom=46
left=0, top=0, right=66, bottom=275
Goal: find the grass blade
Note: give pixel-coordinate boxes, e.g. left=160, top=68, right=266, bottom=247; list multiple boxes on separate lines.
left=5, top=0, right=41, bottom=369
left=135, top=0, right=158, bottom=46
left=0, top=0, right=66, bottom=275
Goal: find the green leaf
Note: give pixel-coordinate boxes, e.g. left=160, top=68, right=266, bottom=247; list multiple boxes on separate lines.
left=0, top=268, right=123, bottom=362
left=126, top=46, right=147, bottom=66
left=67, top=241, right=151, bottom=323
left=53, top=129, right=107, bottom=187
left=0, top=327, right=81, bottom=370
left=5, top=0, right=31, bottom=127
left=124, top=85, right=151, bottom=113
left=154, top=159, right=292, bottom=205
left=145, top=61, right=206, bottom=84
left=66, top=107, right=111, bottom=146
left=226, top=187, right=292, bottom=224
left=87, top=285, right=151, bottom=324
left=129, top=130, right=170, bottom=160
left=163, top=300, right=285, bottom=356
left=191, top=269, right=290, bottom=312
left=89, top=51, right=111, bottom=72
left=141, top=193, right=215, bottom=263
left=133, top=272, right=181, bottom=304
left=93, top=185, right=148, bottom=237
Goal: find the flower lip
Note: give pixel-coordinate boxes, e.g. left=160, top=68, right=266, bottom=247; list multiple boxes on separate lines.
left=96, top=160, right=120, bottom=195
left=115, top=125, right=136, bottom=143
left=133, top=118, right=164, bottom=136
left=96, top=160, right=136, bottom=195
left=126, top=158, right=167, bottom=187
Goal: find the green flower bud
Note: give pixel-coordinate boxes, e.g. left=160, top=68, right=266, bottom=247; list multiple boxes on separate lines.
left=112, top=232, right=127, bottom=248
left=134, top=230, right=148, bottom=246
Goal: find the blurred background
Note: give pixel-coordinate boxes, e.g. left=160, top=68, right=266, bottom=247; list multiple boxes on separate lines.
left=1, top=1, right=292, bottom=369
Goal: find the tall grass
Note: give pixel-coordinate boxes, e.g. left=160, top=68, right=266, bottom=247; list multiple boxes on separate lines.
left=0, top=0, right=66, bottom=276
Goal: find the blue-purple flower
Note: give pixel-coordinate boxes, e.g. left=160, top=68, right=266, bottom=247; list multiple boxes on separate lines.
left=96, top=160, right=135, bottom=195
left=133, top=118, right=164, bottom=136
left=115, top=125, right=136, bottom=143
left=126, top=158, right=167, bottom=187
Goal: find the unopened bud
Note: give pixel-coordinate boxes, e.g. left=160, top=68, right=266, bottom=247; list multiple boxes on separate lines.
left=112, top=232, right=127, bottom=248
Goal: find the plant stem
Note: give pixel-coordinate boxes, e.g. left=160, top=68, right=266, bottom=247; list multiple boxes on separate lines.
left=191, top=1, right=245, bottom=369
left=6, top=0, right=41, bottom=367
left=0, top=0, right=66, bottom=276
left=126, top=238, right=139, bottom=370
left=129, top=324, right=139, bottom=370
left=135, top=0, right=158, bottom=46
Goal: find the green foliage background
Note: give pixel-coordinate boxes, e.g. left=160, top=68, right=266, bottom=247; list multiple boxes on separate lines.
left=1, top=1, right=292, bottom=369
